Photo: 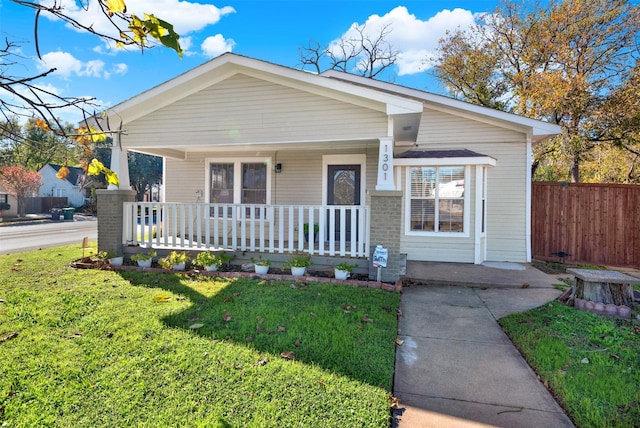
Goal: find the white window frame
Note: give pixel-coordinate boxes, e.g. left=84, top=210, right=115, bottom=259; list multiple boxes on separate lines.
left=404, top=165, right=470, bottom=237
left=206, top=157, right=272, bottom=205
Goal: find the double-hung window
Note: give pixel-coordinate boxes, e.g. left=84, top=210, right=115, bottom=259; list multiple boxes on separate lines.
left=408, top=166, right=466, bottom=233
left=209, top=158, right=270, bottom=216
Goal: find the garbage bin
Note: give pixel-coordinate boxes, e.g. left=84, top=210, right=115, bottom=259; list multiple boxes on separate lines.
left=62, top=207, right=75, bottom=220
left=50, top=209, right=61, bottom=221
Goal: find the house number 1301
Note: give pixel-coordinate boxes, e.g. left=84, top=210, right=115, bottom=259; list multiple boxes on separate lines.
left=376, top=138, right=394, bottom=190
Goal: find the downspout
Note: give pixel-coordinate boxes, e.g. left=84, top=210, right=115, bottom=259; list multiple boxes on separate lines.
left=525, top=133, right=533, bottom=262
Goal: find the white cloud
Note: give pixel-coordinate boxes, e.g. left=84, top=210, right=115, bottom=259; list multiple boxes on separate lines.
left=201, top=34, right=235, bottom=58
left=39, top=0, right=235, bottom=49
left=37, top=51, right=110, bottom=79
left=332, top=6, right=478, bottom=76
left=113, top=63, right=128, bottom=75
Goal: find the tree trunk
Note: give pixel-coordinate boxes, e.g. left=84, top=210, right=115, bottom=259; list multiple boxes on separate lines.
left=574, top=278, right=634, bottom=306
left=570, top=159, right=580, bottom=183
left=17, top=196, right=26, bottom=217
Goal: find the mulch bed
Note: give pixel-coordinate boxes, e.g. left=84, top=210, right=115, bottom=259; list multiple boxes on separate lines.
left=69, top=258, right=402, bottom=292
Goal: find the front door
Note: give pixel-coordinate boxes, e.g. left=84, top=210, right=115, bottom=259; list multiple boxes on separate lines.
left=327, top=165, right=361, bottom=240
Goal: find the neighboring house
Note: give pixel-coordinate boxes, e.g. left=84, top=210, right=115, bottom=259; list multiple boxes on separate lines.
left=0, top=182, right=18, bottom=218
left=38, top=164, right=91, bottom=208
left=99, top=53, right=560, bottom=273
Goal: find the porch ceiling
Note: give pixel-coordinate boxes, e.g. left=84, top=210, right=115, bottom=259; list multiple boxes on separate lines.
left=128, top=138, right=384, bottom=160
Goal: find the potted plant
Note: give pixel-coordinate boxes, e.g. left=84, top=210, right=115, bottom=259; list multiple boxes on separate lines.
left=99, top=250, right=123, bottom=266
left=283, top=251, right=312, bottom=276
left=303, top=223, right=320, bottom=242
left=251, top=256, right=271, bottom=274
left=130, top=249, right=157, bottom=268
left=159, top=251, right=189, bottom=271
left=195, top=251, right=233, bottom=271
left=334, top=262, right=358, bottom=280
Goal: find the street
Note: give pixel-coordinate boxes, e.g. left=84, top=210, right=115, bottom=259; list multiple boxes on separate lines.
left=0, top=215, right=98, bottom=255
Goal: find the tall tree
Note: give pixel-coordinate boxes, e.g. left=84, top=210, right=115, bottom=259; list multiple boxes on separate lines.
left=433, top=0, right=640, bottom=182
left=0, top=165, right=43, bottom=216
left=0, top=119, right=76, bottom=171
left=299, top=23, right=399, bottom=78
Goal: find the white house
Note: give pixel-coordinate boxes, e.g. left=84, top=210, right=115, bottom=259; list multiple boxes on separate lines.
left=0, top=182, right=18, bottom=218
left=97, top=53, right=560, bottom=278
left=38, top=164, right=91, bottom=207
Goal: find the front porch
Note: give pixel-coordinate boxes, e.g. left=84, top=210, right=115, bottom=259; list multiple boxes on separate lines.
left=123, top=202, right=370, bottom=258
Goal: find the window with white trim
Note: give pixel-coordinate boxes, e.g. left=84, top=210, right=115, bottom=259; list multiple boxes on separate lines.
left=209, top=160, right=269, bottom=205
left=409, top=166, right=465, bottom=233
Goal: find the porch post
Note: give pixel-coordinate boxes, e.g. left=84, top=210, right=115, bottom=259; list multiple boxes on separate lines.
left=375, top=137, right=395, bottom=190
left=368, top=190, right=406, bottom=283
left=96, top=189, right=135, bottom=257
left=108, top=133, right=131, bottom=190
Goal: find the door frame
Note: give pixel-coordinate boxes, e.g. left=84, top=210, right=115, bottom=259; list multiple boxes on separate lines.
left=322, top=154, right=366, bottom=206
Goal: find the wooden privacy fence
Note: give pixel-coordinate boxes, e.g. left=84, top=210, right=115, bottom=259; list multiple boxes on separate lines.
left=24, top=197, right=68, bottom=214
left=531, top=182, right=640, bottom=268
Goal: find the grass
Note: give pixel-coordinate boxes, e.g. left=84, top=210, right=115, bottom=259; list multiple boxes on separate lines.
left=0, top=244, right=400, bottom=427
left=500, top=302, right=640, bottom=427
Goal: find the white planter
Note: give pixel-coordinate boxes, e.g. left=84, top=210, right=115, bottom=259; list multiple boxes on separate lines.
left=204, top=264, right=220, bottom=272
left=255, top=264, right=269, bottom=274
left=108, top=256, right=123, bottom=266
left=137, top=259, right=152, bottom=268
left=172, top=262, right=186, bottom=271
left=291, top=266, right=306, bottom=277
left=334, top=269, right=350, bottom=280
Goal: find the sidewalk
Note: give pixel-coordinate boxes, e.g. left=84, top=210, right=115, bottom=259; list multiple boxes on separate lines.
left=393, top=262, right=575, bottom=427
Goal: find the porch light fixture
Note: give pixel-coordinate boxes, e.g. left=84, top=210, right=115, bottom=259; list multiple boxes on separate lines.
left=275, top=163, right=282, bottom=173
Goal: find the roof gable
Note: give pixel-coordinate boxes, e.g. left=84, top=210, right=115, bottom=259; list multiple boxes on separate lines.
left=108, top=53, right=423, bottom=125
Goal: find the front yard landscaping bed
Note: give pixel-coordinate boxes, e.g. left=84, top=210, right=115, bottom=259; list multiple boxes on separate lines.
left=1, top=245, right=400, bottom=427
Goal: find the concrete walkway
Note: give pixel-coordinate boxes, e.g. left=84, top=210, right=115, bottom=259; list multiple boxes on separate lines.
left=393, top=262, right=575, bottom=427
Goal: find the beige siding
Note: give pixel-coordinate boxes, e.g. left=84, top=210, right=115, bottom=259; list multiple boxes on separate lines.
left=398, top=108, right=529, bottom=263
left=164, top=147, right=380, bottom=206
left=399, top=167, right=477, bottom=263
left=125, top=74, right=387, bottom=148
left=416, top=108, right=524, bottom=146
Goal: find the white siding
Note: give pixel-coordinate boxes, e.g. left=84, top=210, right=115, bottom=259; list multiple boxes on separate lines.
left=38, top=166, right=85, bottom=207
left=125, top=74, right=387, bottom=148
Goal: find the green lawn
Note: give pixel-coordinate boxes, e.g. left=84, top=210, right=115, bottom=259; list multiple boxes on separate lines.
left=500, top=302, right=640, bottom=427
left=0, top=245, right=400, bottom=427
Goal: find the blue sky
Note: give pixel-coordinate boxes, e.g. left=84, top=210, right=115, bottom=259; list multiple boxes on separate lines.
left=1, top=0, right=498, bottom=125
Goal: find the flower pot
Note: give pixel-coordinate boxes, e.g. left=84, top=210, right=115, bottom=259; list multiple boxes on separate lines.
left=255, top=264, right=269, bottom=274
left=334, top=269, right=349, bottom=280
left=291, top=266, right=306, bottom=277
left=204, top=264, right=220, bottom=272
left=137, top=259, right=152, bottom=268
left=108, top=256, right=123, bottom=266
left=172, top=262, right=186, bottom=271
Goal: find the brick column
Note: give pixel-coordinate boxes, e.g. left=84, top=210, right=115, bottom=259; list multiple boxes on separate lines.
left=97, top=189, right=136, bottom=257
left=368, top=190, right=406, bottom=282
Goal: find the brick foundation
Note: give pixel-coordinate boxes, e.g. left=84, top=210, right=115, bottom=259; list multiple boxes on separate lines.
left=368, top=190, right=406, bottom=283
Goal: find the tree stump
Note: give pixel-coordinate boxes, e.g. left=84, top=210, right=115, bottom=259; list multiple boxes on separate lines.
left=568, top=269, right=637, bottom=306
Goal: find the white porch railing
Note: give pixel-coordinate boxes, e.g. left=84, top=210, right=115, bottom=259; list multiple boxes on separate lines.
left=123, top=203, right=370, bottom=258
